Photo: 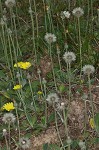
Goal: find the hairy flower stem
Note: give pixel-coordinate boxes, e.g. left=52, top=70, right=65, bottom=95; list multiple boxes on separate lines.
left=29, top=1, right=37, bottom=65
left=63, top=108, right=68, bottom=138
left=8, top=123, right=11, bottom=150
left=15, top=106, right=21, bottom=140
left=43, top=82, right=47, bottom=127
left=78, top=18, right=82, bottom=78
left=88, top=74, right=94, bottom=119
left=28, top=79, right=36, bottom=112
left=84, top=100, right=87, bottom=138
left=12, top=13, right=22, bottom=56
left=4, top=135, right=9, bottom=150
left=68, top=63, right=71, bottom=108
left=49, top=44, right=57, bottom=91
left=90, top=0, right=93, bottom=33
left=1, top=25, right=11, bottom=71
left=42, top=0, right=48, bottom=31
left=54, top=106, right=65, bottom=149
left=17, top=91, right=34, bottom=128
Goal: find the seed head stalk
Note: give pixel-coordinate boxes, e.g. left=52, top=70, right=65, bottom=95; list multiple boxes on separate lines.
left=68, top=63, right=71, bottom=108
left=8, top=122, right=11, bottom=150
left=15, top=104, right=21, bottom=140
left=49, top=44, right=57, bottom=91
left=28, top=1, right=37, bottom=65
left=54, top=105, right=65, bottom=149
left=4, top=134, right=9, bottom=150
left=28, top=78, right=36, bottom=112
left=78, top=18, right=82, bottom=78
left=43, top=80, right=47, bottom=127
left=88, top=74, right=94, bottom=119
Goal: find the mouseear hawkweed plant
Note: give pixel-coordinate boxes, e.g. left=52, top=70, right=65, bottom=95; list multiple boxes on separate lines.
left=0, top=0, right=99, bottom=149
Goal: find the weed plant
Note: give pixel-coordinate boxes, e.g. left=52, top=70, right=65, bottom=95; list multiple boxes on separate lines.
left=0, top=0, right=99, bottom=150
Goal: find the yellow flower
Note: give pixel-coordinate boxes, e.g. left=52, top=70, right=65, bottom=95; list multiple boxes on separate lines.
left=20, top=62, right=31, bottom=69
left=89, top=118, right=95, bottom=129
left=14, top=62, right=31, bottom=69
left=37, top=91, right=43, bottom=95
left=13, top=84, right=22, bottom=90
left=14, top=62, right=23, bottom=68
left=2, top=102, right=15, bottom=111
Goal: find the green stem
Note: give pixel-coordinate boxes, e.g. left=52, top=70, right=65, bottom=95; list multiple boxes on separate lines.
left=88, top=74, right=94, bottom=119
left=78, top=18, right=82, bottom=78
left=4, top=135, right=9, bottom=150
left=54, top=107, right=65, bottom=149
left=49, top=44, right=57, bottom=91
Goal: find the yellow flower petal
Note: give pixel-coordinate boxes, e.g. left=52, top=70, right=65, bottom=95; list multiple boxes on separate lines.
left=14, top=62, right=31, bottom=69
left=37, top=91, right=43, bottom=95
left=89, top=118, right=95, bottom=129
left=13, top=84, right=22, bottom=90
left=3, top=102, right=15, bottom=111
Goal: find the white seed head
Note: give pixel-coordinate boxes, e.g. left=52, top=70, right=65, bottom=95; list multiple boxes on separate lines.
left=2, top=113, right=16, bottom=124
left=67, top=137, right=72, bottom=144
left=72, top=7, right=84, bottom=18
left=46, top=93, right=59, bottom=105
left=61, top=11, right=70, bottom=19
left=63, top=52, right=76, bottom=63
left=42, top=78, right=47, bottom=84
left=79, top=141, right=86, bottom=149
left=44, top=33, right=57, bottom=44
left=5, top=0, right=16, bottom=8
left=3, top=129, right=7, bottom=136
left=82, top=65, right=95, bottom=75
left=19, top=137, right=31, bottom=149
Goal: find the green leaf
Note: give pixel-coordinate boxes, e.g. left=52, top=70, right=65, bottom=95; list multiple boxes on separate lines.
left=43, top=143, right=49, bottom=150
left=26, top=114, right=37, bottom=128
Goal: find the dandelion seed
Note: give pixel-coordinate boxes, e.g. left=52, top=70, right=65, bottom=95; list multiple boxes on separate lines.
left=46, top=93, right=59, bottom=105
left=72, top=7, right=84, bottom=18
left=82, top=65, right=95, bottom=75
left=44, top=33, right=57, bottom=44
left=2, top=102, right=15, bottom=111
left=2, top=113, right=16, bottom=124
left=5, top=0, right=16, bottom=8
left=13, top=84, right=22, bottom=90
left=19, top=137, right=31, bottom=149
left=63, top=52, right=76, bottom=64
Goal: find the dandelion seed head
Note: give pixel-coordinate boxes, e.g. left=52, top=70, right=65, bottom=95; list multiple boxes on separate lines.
left=2, top=113, right=16, bottom=124
left=82, top=65, right=95, bottom=75
left=44, top=33, right=57, bottom=44
left=63, top=52, right=76, bottom=63
left=46, top=93, right=59, bottom=105
left=5, top=0, right=16, bottom=8
left=19, top=137, right=31, bottom=149
left=72, top=7, right=84, bottom=18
